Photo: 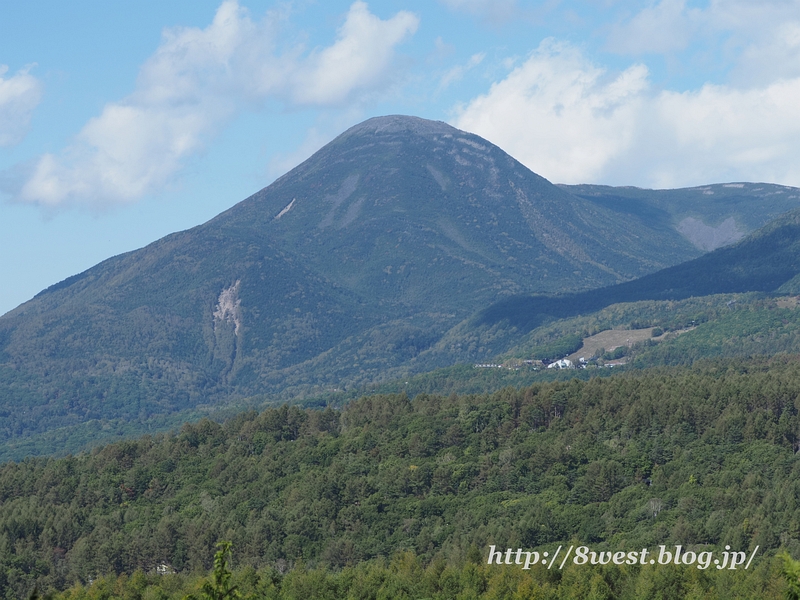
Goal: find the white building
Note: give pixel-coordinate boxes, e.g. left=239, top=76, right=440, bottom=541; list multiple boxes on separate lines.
left=547, top=359, right=574, bottom=369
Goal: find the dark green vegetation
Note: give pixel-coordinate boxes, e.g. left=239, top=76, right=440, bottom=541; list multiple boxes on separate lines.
left=292, top=292, right=800, bottom=429
left=5, top=358, right=800, bottom=598
left=394, top=290, right=800, bottom=383
left=632, top=299, right=800, bottom=368
left=44, top=545, right=785, bottom=599
left=408, top=207, right=800, bottom=374
left=9, top=289, right=800, bottom=462
left=2, top=115, right=800, bottom=458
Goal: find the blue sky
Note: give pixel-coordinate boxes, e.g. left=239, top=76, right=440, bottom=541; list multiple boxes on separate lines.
left=2, top=0, right=800, bottom=315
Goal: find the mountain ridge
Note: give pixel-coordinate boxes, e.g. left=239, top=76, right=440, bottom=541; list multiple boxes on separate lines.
left=561, top=181, right=800, bottom=251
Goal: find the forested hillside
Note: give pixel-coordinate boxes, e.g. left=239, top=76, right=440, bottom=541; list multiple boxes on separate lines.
left=8, top=289, right=800, bottom=462
left=5, top=357, right=800, bottom=598
left=43, top=542, right=786, bottom=599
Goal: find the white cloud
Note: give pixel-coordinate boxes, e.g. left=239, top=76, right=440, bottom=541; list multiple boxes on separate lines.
left=439, top=52, right=485, bottom=90
left=290, top=2, right=419, bottom=105
left=12, top=1, right=418, bottom=208
left=638, top=78, right=800, bottom=187
left=606, top=0, right=700, bottom=55
left=607, top=0, right=800, bottom=84
left=0, top=65, right=43, bottom=147
left=734, top=19, right=800, bottom=85
left=453, top=40, right=800, bottom=187
left=454, top=41, right=648, bottom=184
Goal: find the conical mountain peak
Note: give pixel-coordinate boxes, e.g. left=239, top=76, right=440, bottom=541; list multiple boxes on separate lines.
left=338, top=114, right=462, bottom=138
left=217, top=114, right=677, bottom=312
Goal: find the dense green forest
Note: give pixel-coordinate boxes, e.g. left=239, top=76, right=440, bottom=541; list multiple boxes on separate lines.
left=5, top=357, right=800, bottom=598
left=44, top=542, right=789, bottom=599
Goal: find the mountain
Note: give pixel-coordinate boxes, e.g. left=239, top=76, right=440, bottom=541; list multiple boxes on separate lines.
left=562, top=182, right=800, bottom=252
left=1, top=114, right=799, bottom=457
left=477, top=208, right=800, bottom=332
left=206, top=115, right=701, bottom=307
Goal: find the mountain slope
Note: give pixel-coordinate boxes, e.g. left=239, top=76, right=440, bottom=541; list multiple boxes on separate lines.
left=477, top=208, right=800, bottom=332
left=208, top=115, right=706, bottom=307
left=562, top=182, right=800, bottom=251
left=402, top=210, right=800, bottom=369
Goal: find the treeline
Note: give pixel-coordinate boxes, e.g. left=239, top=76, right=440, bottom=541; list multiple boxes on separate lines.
left=496, top=292, right=800, bottom=371
left=50, top=544, right=786, bottom=600
left=634, top=298, right=800, bottom=367
left=5, top=357, right=800, bottom=596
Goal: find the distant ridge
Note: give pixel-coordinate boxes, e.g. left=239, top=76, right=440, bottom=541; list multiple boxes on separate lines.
left=561, top=181, right=800, bottom=252
left=479, top=208, right=800, bottom=331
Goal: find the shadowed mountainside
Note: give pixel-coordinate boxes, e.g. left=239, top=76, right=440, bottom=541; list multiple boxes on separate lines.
left=478, top=209, right=800, bottom=332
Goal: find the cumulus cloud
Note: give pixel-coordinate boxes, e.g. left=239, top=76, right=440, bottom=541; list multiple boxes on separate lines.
left=734, top=19, right=800, bottom=85
left=12, top=1, right=418, bottom=208
left=636, top=78, right=800, bottom=187
left=607, top=0, right=800, bottom=84
left=290, top=2, right=419, bottom=105
left=453, top=40, right=800, bottom=187
left=0, top=65, right=43, bottom=147
left=454, top=41, right=648, bottom=184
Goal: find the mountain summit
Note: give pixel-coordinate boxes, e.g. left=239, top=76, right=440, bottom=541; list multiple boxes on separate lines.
left=209, top=114, right=700, bottom=312
left=1, top=115, right=798, bottom=457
